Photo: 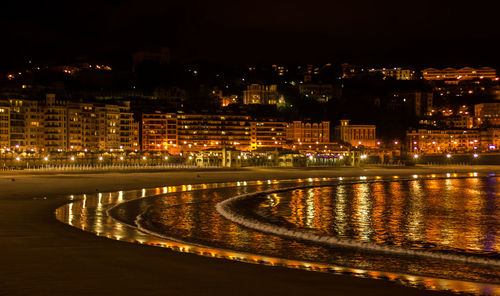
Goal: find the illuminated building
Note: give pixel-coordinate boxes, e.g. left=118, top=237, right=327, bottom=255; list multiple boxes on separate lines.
left=221, top=95, right=239, bottom=107
left=0, top=102, right=10, bottom=149
left=335, top=120, right=377, bottom=147
left=95, top=104, right=121, bottom=150
left=250, top=120, right=286, bottom=150
left=42, top=94, right=68, bottom=152
left=142, top=113, right=253, bottom=152
left=368, top=67, right=416, bottom=80
left=176, top=114, right=253, bottom=150
left=407, top=129, right=482, bottom=154
left=80, top=104, right=99, bottom=151
left=140, top=112, right=290, bottom=153
left=272, top=64, right=288, bottom=76
left=0, top=94, right=138, bottom=153
left=6, top=98, right=41, bottom=151
left=141, top=112, right=176, bottom=151
left=118, top=102, right=139, bottom=151
left=431, top=79, right=499, bottom=98
left=475, top=103, right=500, bottom=126
left=302, top=64, right=321, bottom=82
left=286, top=121, right=330, bottom=144
left=443, top=115, right=475, bottom=129
left=67, top=103, right=85, bottom=151
left=341, top=63, right=416, bottom=80
left=243, top=84, right=281, bottom=104
left=422, top=67, right=497, bottom=80
left=341, top=63, right=364, bottom=79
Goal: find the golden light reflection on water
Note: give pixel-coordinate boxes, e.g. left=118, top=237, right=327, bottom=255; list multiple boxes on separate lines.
left=54, top=174, right=500, bottom=296
left=353, top=183, right=372, bottom=241
left=271, top=177, right=500, bottom=257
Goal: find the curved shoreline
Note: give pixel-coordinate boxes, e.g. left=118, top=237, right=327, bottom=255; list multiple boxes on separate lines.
left=215, top=177, right=500, bottom=268
left=2, top=166, right=499, bottom=296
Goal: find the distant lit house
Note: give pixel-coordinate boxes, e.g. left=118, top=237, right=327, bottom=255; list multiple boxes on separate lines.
left=243, top=84, right=282, bottom=104
left=221, top=95, right=239, bottom=107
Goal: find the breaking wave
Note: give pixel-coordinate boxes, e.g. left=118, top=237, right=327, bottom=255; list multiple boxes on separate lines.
left=216, top=186, right=500, bottom=268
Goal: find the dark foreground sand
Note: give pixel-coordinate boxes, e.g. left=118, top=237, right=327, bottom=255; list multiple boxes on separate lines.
left=1, top=166, right=497, bottom=296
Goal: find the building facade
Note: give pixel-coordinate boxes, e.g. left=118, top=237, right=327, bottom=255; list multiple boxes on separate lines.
left=243, top=84, right=281, bottom=104
left=0, top=102, right=10, bottom=149
left=334, top=120, right=377, bottom=147
left=475, top=103, right=500, bottom=126
left=407, top=129, right=482, bottom=154
left=422, top=67, right=497, bottom=80
left=286, top=121, right=330, bottom=144
left=0, top=94, right=139, bottom=153
left=141, top=112, right=300, bottom=153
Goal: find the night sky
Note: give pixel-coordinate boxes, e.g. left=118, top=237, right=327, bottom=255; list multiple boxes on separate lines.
left=2, top=0, right=500, bottom=70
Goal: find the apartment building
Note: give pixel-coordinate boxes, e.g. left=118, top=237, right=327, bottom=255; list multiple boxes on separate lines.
left=42, top=94, right=68, bottom=152
left=0, top=102, right=9, bottom=149
left=475, top=102, right=500, bottom=126
left=141, top=112, right=291, bottom=152
left=286, top=121, right=330, bottom=144
left=141, top=112, right=173, bottom=151
left=119, top=102, right=139, bottom=151
left=334, top=120, right=377, bottom=147
left=176, top=113, right=252, bottom=150
left=0, top=94, right=139, bottom=153
left=422, top=67, right=497, bottom=80
left=250, top=120, right=287, bottom=150
left=407, top=129, right=481, bottom=154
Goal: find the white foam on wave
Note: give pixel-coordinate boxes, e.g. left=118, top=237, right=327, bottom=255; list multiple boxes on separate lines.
left=216, top=186, right=500, bottom=268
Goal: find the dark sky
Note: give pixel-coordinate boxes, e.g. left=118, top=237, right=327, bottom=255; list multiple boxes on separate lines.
left=2, top=0, right=500, bottom=70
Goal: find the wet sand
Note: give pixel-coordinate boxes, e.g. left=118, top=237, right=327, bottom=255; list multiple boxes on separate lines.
left=1, top=166, right=497, bottom=296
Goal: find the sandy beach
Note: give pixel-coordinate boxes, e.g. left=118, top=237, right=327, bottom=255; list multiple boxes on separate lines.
left=1, top=166, right=498, bottom=296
